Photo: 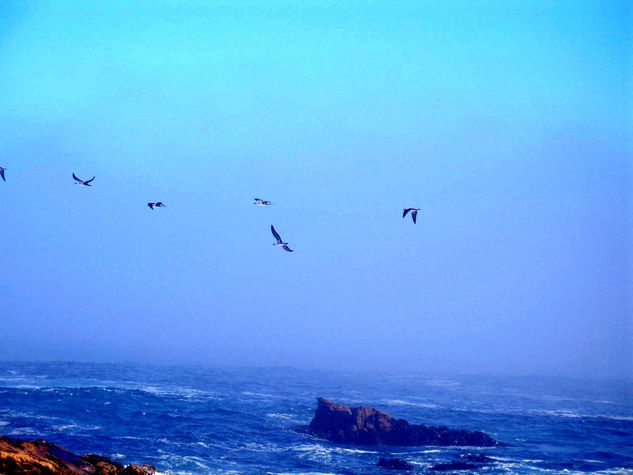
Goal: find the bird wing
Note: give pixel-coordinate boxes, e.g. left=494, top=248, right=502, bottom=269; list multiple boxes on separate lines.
left=0, top=169, right=4, bottom=182
left=72, top=173, right=81, bottom=182
left=403, top=208, right=411, bottom=218
left=148, top=203, right=155, bottom=209
left=271, top=225, right=282, bottom=243
left=282, top=245, right=294, bottom=252
left=411, top=209, right=418, bottom=224
left=254, top=198, right=262, bottom=202
left=84, top=176, right=95, bottom=184
left=157, top=202, right=165, bottom=207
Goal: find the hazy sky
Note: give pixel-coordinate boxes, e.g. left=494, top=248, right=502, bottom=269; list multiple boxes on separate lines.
left=0, top=0, right=630, bottom=378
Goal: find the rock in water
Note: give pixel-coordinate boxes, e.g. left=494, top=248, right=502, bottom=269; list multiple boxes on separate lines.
left=125, top=463, right=157, bottom=474
left=308, top=398, right=498, bottom=447
left=0, top=436, right=155, bottom=474
left=377, top=457, right=414, bottom=470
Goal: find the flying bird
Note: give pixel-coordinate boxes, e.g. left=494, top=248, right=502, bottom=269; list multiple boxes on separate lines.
left=0, top=167, right=5, bottom=182
left=73, top=173, right=95, bottom=186
left=147, top=202, right=166, bottom=209
left=271, top=225, right=293, bottom=252
left=254, top=198, right=272, bottom=206
left=402, top=208, right=420, bottom=224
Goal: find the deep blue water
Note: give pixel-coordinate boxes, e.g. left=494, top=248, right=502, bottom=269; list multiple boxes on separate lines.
left=0, top=362, right=631, bottom=474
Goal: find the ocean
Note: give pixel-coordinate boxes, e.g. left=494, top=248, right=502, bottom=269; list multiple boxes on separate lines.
left=0, top=362, right=631, bottom=474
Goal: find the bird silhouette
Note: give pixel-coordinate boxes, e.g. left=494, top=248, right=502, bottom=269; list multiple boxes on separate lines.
left=271, top=225, right=293, bottom=252
left=402, top=208, right=420, bottom=224
left=73, top=173, right=95, bottom=186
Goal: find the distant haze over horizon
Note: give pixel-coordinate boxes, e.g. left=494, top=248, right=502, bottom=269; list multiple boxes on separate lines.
left=0, top=1, right=631, bottom=379
left=0, top=360, right=631, bottom=383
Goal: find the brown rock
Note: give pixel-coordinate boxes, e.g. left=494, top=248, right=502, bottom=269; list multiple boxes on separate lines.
left=82, top=454, right=125, bottom=474
left=124, top=464, right=156, bottom=475
left=0, top=436, right=156, bottom=474
left=309, top=398, right=498, bottom=447
left=0, top=437, right=89, bottom=474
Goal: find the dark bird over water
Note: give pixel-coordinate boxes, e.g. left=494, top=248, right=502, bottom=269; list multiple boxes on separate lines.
left=148, top=202, right=166, bottom=209
left=271, top=225, right=293, bottom=252
left=73, top=173, right=95, bottom=186
left=403, top=208, right=420, bottom=224
left=0, top=167, right=5, bottom=182
left=254, top=198, right=272, bottom=206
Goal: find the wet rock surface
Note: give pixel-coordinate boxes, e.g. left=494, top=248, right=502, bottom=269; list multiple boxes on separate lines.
left=0, top=436, right=155, bottom=475
left=308, top=398, right=498, bottom=447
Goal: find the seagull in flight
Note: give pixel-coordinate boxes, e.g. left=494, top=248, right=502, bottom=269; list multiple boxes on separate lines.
left=147, top=202, right=166, bottom=210
left=73, top=173, right=95, bottom=186
left=402, top=208, right=420, bottom=224
left=0, top=167, right=5, bottom=182
left=254, top=198, right=272, bottom=206
left=271, top=225, right=293, bottom=252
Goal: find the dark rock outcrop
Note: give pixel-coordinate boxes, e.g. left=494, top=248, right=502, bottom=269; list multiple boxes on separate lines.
left=124, top=464, right=156, bottom=475
left=430, top=453, right=497, bottom=471
left=309, top=398, right=498, bottom=447
left=377, top=457, right=414, bottom=470
left=0, top=436, right=155, bottom=475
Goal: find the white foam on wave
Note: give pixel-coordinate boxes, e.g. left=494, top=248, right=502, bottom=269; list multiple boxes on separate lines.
left=334, top=447, right=378, bottom=455
left=493, top=458, right=610, bottom=475
left=8, top=427, right=41, bottom=436
left=527, top=408, right=633, bottom=421
left=531, top=409, right=583, bottom=418
left=266, top=412, right=300, bottom=422
left=240, top=442, right=288, bottom=453
left=494, top=461, right=554, bottom=473
left=187, top=458, right=210, bottom=470
left=292, top=442, right=378, bottom=460
left=447, top=405, right=633, bottom=422
left=1, top=410, right=60, bottom=421
left=53, top=423, right=101, bottom=432
left=384, top=399, right=439, bottom=409
left=594, top=414, right=633, bottom=421
left=540, top=394, right=616, bottom=405
left=157, top=454, right=211, bottom=471
left=292, top=443, right=333, bottom=463
left=132, top=385, right=222, bottom=402
left=240, top=391, right=279, bottom=399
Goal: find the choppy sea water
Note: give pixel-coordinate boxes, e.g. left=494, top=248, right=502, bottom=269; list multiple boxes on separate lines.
left=0, top=362, right=631, bottom=474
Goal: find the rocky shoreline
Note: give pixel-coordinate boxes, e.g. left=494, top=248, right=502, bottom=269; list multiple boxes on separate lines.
left=0, top=436, right=155, bottom=475
left=1, top=398, right=499, bottom=473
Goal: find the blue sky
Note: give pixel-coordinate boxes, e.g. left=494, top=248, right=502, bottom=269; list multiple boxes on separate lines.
left=0, top=0, right=631, bottom=378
